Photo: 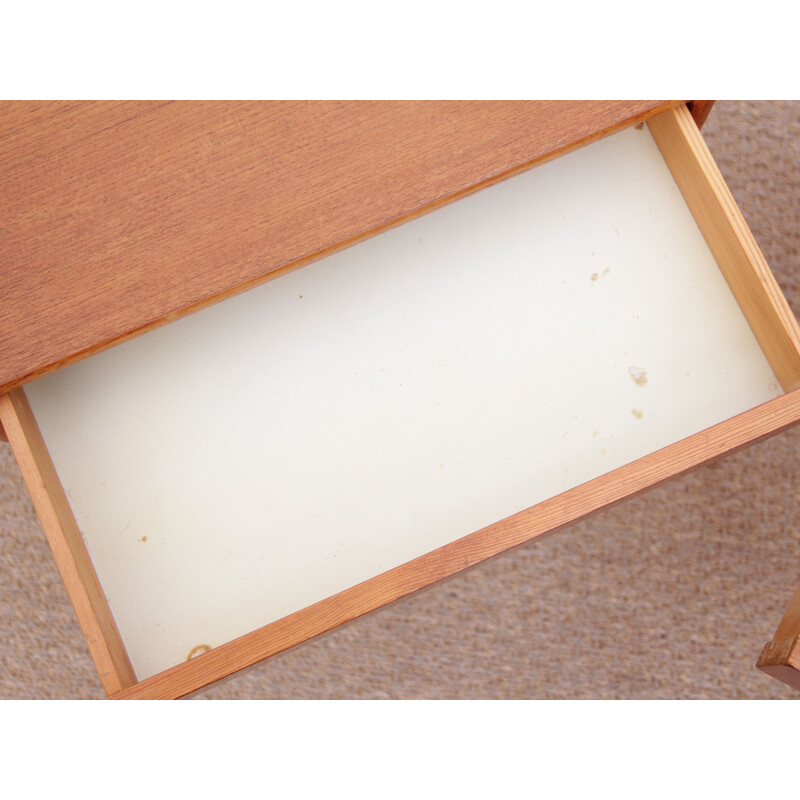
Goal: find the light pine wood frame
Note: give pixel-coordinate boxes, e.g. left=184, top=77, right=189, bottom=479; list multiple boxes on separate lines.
left=2, top=103, right=800, bottom=698
left=647, top=105, right=800, bottom=392
left=0, top=390, right=137, bottom=695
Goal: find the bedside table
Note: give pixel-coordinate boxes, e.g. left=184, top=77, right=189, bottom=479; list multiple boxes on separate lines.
left=1, top=101, right=798, bottom=698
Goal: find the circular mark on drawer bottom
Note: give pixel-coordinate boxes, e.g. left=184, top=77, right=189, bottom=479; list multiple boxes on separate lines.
left=186, top=644, right=212, bottom=660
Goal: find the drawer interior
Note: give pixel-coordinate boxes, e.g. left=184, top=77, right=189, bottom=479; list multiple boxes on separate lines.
left=7, top=105, right=800, bottom=694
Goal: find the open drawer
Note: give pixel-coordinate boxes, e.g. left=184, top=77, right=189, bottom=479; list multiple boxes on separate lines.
left=2, top=103, right=800, bottom=698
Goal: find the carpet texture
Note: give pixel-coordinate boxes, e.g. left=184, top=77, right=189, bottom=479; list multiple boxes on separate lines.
left=1, top=100, right=798, bottom=699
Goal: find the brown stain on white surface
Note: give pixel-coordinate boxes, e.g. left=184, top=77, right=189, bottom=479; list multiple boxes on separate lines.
left=628, top=367, right=648, bottom=386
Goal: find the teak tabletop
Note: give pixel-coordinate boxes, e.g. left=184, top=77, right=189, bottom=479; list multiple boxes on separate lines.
left=0, top=100, right=674, bottom=396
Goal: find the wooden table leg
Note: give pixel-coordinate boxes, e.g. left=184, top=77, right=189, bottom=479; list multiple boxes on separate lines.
left=757, top=579, right=800, bottom=690
left=688, top=100, right=715, bottom=129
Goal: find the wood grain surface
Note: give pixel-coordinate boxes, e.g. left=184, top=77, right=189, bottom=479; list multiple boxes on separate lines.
left=0, top=101, right=676, bottom=396
left=111, top=388, right=800, bottom=698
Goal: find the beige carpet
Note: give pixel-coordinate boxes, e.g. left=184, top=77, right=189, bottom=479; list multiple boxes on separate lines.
left=1, top=100, right=798, bottom=699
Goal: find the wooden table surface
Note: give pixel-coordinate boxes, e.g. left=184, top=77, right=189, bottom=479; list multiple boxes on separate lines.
left=0, top=100, right=675, bottom=397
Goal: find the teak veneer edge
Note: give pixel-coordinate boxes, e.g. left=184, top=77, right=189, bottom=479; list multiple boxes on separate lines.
left=688, top=100, right=715, bottom=129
